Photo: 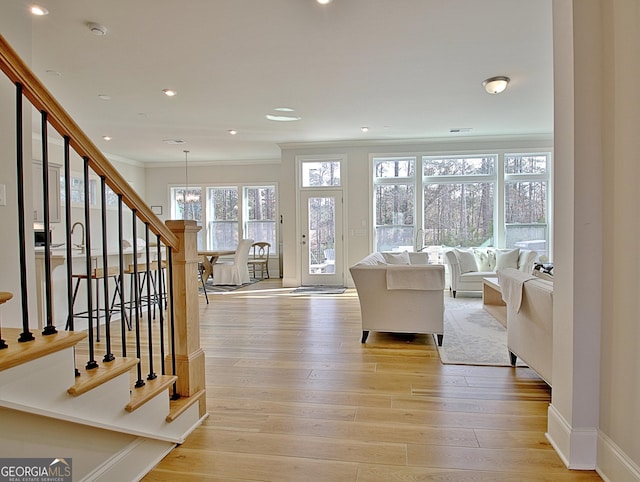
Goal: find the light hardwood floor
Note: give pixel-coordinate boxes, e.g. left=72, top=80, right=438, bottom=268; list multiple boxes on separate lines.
left=143, top=279, right=601, bottom=481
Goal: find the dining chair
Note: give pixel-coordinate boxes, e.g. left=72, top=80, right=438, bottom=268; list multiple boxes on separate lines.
left=212, top=239, right=254, bottom=285
left=247, top=242, right=271, bottom=279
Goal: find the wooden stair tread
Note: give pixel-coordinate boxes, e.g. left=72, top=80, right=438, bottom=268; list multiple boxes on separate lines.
left=0, top=328, right=87, bottom=371
left=68, top=357, right=139, bottom=396
left=167, top=388, right=206, bottom=422
left=126, top=374, right=177, bottom=413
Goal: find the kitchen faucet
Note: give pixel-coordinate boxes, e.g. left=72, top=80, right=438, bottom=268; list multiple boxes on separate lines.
left=71, top=222, right=85, bottom=250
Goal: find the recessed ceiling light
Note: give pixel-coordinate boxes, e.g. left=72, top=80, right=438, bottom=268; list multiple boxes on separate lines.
left=162, top=89, right=177, bottom=97
left=98, top=94, right=111, bottom=101
left=102, top=136, right=112, bottom=141
left=162, top=139, right=186, bottom=145
left=449, top=127, right=473, bottom=133
left=87, top=22, right=108, bottom=36
left=317, top=0, right=333, bottom=5
left=266, top=114, right=301, bottom=122
left=361, top=127, right=369, bottom=133
left=274, top=107, right=295, bottom=112
left=45, top=70, right=62, bottom=77
left=228, top=130, right=238, bottom=135
left=30, top=5, right=49, bottom=16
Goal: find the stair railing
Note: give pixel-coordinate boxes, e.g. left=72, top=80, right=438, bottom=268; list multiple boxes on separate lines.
left=0, top=34, right=205, bottom=408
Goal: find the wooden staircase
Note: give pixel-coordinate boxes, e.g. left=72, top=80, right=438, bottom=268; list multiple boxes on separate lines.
left=0, top=328, right=206, bottom=481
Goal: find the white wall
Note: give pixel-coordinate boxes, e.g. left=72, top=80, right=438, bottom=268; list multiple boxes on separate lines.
left=1, top=5, right=36, bottom=325
left=597, top=0, right=640, bottom=478
left=550, top=1, right=640, bottom=479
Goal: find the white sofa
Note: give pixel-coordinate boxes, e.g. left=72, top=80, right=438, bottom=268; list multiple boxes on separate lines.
left=443, top=247, right=537, bottom=298
left=349, top=252, right=445, bottom=345
left=498, top=268, right=553, bottom=385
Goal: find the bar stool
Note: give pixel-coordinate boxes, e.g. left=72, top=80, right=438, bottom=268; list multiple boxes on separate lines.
left=66, top=266, right=129, bottom=339
left=122, top=260, right=166, bottom=322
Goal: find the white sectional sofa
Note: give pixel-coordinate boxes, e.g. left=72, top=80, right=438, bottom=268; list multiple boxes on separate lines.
left=498, top=267, right=553, bottom=386
left=349, top=252, right=445, bottom=344
left=443, top=247, right=537, bottom=298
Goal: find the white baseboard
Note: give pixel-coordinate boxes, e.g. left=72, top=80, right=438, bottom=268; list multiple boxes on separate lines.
left=547, top=403, right=598, bottom=469
left=596, top=432, right=640, bottom=482
left=83, top=437, right=175, bottom=482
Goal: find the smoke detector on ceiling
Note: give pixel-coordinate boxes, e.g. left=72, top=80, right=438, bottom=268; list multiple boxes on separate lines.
left=87, top=22, right=108, bottom=36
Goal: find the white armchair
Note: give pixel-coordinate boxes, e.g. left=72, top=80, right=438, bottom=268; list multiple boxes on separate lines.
left=350, top=252, right=445, bottom=344
left=212, top=238, right=254, bottom=285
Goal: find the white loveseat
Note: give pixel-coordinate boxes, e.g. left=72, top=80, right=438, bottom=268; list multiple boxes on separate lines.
left=498, top=268, right=553, bottom=386
left=349, top=252, right=445, bottom=345
left=443, top=247, right=537, bottom=298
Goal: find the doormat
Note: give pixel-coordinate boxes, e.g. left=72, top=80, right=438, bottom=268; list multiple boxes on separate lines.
left=291, top=286, right=346, bottom=294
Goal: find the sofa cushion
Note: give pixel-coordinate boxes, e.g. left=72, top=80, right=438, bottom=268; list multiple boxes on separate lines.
left=495, top=248, right=520, bottom=270
left=357, top=252, right=387, bottom=265
left=473, top=249, right=493, bottom=271
left=454, top=248, right=478, bottom=273
left=384, top=251, right=411, bottom=265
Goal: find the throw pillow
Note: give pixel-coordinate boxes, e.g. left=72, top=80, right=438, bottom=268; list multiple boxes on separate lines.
left=385, top=251, right=411, bottom=265
left=454, top=248, right=478, bottom=273
left=495, top=248, right=520, bottom=271
left=473, top=249, right=492, bottom=271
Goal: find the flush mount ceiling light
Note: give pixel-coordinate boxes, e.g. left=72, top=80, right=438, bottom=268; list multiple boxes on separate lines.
left=266, top=114, right=301, bottom=122
left=482, top=76, right=510, bottom=94
left=162, top=89, right=177, bottom=97
left=30, top=5, right=49, bottom=15
left=87, top=22, right=108, bottom=36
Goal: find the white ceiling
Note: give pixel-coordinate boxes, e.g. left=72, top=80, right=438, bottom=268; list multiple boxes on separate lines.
left=25, top=0, right=553, bottom=164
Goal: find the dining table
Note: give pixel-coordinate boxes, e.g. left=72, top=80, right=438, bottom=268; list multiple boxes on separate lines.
left=198, top=250, right=236, bottom=283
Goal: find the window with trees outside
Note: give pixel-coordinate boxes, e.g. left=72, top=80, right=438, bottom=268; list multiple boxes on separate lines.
left=373, top=152, right=551, bottom=261
left=170, top=184, right=278, bottom=251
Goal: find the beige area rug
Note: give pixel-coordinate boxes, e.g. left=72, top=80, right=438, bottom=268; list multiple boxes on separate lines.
left=437, top=295, right=527, bottom=367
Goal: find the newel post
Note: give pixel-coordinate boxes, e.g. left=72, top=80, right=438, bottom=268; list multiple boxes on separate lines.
left=165, top=220, right=206, bottom=416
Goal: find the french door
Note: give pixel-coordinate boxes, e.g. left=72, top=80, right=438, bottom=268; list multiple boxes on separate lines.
left=300, top=190, right=343, bottom=286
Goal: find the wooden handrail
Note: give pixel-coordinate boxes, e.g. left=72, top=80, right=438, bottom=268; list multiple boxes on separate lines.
left=0, top=35, right=178, bottom=250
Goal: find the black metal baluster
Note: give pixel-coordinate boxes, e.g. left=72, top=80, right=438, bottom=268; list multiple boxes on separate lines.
left=132, top=213, right=145, bottom=388
left=145, top=224, right=156, bottom=381
left=40, top=112, right=57, bottom=335
left=117, top=195, right=128, bottom=357
left=83, top=157, right=98, bottom=370
left=15, top=83, right=34, bottom=343
left=157, top=235, right=166, bottom=374
left=100, top=177, right=114, bottom=362
left=63, top=137, right=74, bottom=332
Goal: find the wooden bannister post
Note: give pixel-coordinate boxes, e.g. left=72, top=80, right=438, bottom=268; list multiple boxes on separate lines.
left=165, top=220, right=206, bottom=416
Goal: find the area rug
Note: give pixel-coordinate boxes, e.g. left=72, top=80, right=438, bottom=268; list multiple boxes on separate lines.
left=291, top=286, right=347, bottom=294
left=437, top=295, right=526, bottom=367
left=199, top=279, right=258, bottom=294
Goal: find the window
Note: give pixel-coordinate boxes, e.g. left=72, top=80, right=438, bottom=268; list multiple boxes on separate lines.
left=373, top=157, right=416, bottom=251
left=206, top=187, right=239, bottom=250
left=244, top=186, right=277, bottom=246
left=423, top=155, right=496, bottom=248
left=372, top=151, right=551, bottom=258
left=170, top=183, right=278, bottom=251
left=504, top=154, right=550, bottom=259
left=301, top=160, right=341, bottom=187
